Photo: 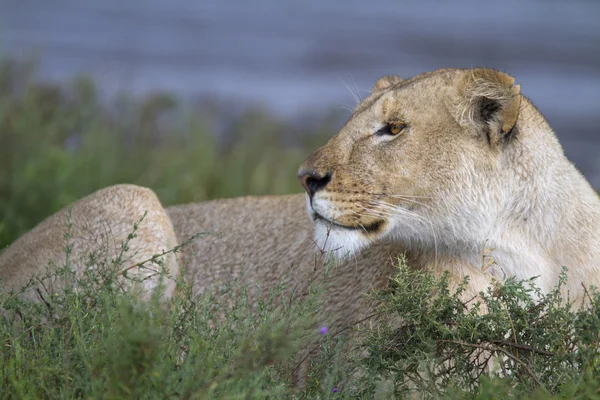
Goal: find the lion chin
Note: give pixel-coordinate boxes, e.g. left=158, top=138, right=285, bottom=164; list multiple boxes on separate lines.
left=312, top=220, right=370, bottom=261
left=303, top=194, right=369, bottom=260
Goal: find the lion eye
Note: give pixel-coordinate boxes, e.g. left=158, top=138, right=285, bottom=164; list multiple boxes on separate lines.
left=376, top=123, right=407, bottom=136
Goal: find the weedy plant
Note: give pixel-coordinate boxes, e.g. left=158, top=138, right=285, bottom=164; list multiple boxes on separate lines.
left=3, top=216, right=600, bottom=399
left=336, top=260, right=600, bottom=399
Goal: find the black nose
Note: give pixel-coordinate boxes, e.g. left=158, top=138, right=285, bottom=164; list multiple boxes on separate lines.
left=298, top=171, right=332, bottom=197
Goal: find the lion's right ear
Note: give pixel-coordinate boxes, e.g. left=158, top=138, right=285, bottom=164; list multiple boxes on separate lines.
left=372, top=75, right=403, bottom=94
left=457, top=69, right=521, bottom=147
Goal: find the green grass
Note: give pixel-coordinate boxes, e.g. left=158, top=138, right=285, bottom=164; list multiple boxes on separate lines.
left=0, top=237, right=320, bottom=399
left=0, top=58, right=340, bottom=250
left=2, top=57, right=600, bottom=398
left=3, top=223, right=600, bottom=399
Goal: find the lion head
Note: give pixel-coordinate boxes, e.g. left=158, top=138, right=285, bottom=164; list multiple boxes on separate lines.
left=298, top=68, right=529, bottom=260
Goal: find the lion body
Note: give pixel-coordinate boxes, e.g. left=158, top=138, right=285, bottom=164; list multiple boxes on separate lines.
left=1, top=68, right=599, bottom=330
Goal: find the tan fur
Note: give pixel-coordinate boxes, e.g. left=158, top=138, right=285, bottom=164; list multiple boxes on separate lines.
left=167, top=195, right=398, bottom=332
left=0, top=184, right=180, bottom=302
left=372, top=75, right=403, bottom=93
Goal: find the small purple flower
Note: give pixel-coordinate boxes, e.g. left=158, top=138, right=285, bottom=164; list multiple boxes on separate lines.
left=332, top=387, right=339, bottom=393
left=319, top=326, right=328, bottom=335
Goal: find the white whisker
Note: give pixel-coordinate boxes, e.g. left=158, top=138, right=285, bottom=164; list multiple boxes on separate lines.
left=359, top=206, right=420, bottom=237
left=341, top=78, right=361, bottom=105
left=369, top=200, right=439, bottom=267
left=350, top=75, right=363, bottom=103
left=369, top=192, right=434, bottom=199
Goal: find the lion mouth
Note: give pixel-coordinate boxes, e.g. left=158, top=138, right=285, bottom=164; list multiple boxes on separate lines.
left=311, top=212, right=384, bottom=234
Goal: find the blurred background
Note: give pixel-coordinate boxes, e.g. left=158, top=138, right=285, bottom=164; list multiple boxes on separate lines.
left=0, top=0, right=598, bottom=248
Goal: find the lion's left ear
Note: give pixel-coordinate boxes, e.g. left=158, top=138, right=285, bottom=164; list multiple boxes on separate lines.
left=372, top=75, right=403, bottom=94
left=457, top=69, right=521, bottom=146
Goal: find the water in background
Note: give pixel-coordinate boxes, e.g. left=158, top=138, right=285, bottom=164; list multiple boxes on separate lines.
left=1, top=0, right=599, bottom=187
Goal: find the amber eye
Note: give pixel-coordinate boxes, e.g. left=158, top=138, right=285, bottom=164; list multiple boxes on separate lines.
left=390, top=123, right=405, bottom=135
left=376, top=122, right=407, bottom=136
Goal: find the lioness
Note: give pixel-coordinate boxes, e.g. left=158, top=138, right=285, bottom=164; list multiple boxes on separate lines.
left=2, top=68, right=600, bottom=336
left=295, top=67, right=600, bottom=301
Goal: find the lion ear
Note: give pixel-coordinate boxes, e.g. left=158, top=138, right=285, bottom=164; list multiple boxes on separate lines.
left=457, top=69, right=521, bottom=146
left=372, top=75, right=403, bottom=94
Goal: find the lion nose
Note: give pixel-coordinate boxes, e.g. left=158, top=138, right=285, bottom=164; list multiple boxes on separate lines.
left=298, top=170, right=332, bottom=198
